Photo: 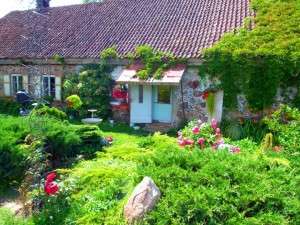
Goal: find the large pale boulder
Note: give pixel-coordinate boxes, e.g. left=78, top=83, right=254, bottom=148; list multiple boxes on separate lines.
left=124, top=177, right=161, bottom=224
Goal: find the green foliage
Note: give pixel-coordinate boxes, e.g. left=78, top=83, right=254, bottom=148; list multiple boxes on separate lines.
left=133, top=45, right=183, bottom=80
left=24, top=121, right=300, bottom=225
left=261, top=133, right=273, bottom=151
left=201, top=0, right=300, bottom=111
left=206, top=92, right=216, bottom=116
left=100, top=46, right=118, bottom=60
left=263, top=105, right=300, bottom=154
left=221, top=118, right=268, bottom=142
left=52, top=54, right=65, bottom=65
left=0, top=115, right=104, bottom=190
left=138, top=135, right=300, bottom=225
left=0, top=208, right=32, bottom=225
left=63, top=57, right=114, bottom=119
left=30, top=105, right=67, bottom=121
left=0, top=115, right=30, bottom=188
left=0, top=97, right=20, bottom=115
left=65, top=95, right=82, bottom=110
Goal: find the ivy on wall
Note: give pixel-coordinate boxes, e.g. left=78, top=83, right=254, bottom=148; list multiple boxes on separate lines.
left=123, top=45, right=185, bottom=80
left=200, top=0, right=300, bottom=111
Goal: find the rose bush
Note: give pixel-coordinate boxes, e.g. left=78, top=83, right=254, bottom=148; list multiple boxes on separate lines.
left=178, top=119, right=240, bottom=153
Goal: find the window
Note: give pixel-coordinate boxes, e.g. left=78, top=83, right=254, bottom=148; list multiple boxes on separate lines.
left=0, top=75, right=3, bottom=96
left=11, top=75, right=23, bottom=94
left=138, top=85, right=143, bottom=103
left=157, top=86, right=171, bottom=104
left=43, top=75, right=56, bottom=97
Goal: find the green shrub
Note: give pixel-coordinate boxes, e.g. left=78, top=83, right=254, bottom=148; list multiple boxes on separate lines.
left=0, top=116, right=30, bottom=188
left=0, top=115, right=104, bottom=189
left=75, top=125, right=104, bottom=155
left=0, top=97, right=20, bottom=115
left=0, top=208, right=32, bottom=225
left=65, top=95, right=82, bottom=110
left=221, top=119, right=268, bottom=142
left=137, top=135, right=300, bottom=225
left=263, top=105, right=300, bottom=154
left=31, top=105, right=67, bottom=121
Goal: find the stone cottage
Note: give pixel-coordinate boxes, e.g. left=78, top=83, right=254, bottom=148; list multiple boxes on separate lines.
left=0, top=0, right=252, bottom=127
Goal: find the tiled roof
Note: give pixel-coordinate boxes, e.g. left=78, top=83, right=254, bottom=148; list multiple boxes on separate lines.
left=0, top=0, right=252, bottom=59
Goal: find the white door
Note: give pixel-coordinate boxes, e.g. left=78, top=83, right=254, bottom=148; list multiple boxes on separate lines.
left=130, top=84, right=152, bottom=124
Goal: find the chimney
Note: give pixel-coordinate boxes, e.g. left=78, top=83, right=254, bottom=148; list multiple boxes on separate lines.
left=36, top=0, right=51, bottom=9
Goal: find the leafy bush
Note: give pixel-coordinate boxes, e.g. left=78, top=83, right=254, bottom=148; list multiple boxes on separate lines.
left=137, top=134, right=300, bottom=225
left=31, top=105, right=67, bottom=121
left=0, top=115, right=104, bottom=190
left=0, top=116, right=30, bottom=188
left=263, top=105, right=300, bottom=154
left=0, top=208, right=32, bottom=225
left=221, top=118, right=268, bottom=142
left=0, top=97, right=20, bottom=115
left=65, top=95, right=82, bottom=110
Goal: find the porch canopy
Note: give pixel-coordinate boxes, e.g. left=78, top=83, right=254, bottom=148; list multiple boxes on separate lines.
left=116, top=64, right=186, bottom=85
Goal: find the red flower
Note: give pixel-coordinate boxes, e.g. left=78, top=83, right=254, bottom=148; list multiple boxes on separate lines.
left=202, top=91, right=209, bottom=100
left=46, top=172, right=57, bottom=183
left=192, top=126, right=200, bottom=135
left=45, top=181, right=59, bottom=196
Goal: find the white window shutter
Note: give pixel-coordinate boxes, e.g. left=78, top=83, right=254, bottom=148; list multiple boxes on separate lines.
left=22, top=75, right=29, bottom=92
left=55, top=76, right=62, bottom=101
left=3, top=75, right=10, bottom=96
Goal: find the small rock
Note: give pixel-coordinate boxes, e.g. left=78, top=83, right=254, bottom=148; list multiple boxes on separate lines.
left=124, top=177, right=160, bottom=224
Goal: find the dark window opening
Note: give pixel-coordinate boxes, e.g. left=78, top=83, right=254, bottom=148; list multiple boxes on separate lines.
left=138, top=85, right=143, bottom=103
left=12, top=75, right=23, bottom=94
left=157, top=86, right=171, bottom=104
left=43, top=76, right=55, bottom=97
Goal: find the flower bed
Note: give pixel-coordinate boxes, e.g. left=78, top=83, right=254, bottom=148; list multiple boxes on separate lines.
left=178, top=119, right=240, bottom=153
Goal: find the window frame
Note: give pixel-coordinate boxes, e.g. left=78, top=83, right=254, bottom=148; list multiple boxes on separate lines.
left=11, top=74, right=23, bottom=94
left=42, top=75, right=56, bottom=97
left=157, top=85, right=171, bottom=104
left=138, top=85, right=143, bottom=103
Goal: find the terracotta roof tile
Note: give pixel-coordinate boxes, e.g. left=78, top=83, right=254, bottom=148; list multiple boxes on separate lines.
left=0, top=0, right=252, bottom=59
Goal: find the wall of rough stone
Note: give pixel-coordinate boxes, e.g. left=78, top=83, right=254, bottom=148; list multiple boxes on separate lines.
left=173, top=66, right=214, bottom=126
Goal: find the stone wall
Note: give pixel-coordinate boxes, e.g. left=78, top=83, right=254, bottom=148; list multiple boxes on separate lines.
left=173, top=66, right=214, bottom=126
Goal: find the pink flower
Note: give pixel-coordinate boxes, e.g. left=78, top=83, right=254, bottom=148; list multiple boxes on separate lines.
left=192, top=126, right=200, bottom=135
left=197, top=137, right=205, bottom=148
left=215, top=128, right=221, bottom=135
left=231, top=147, right=241, bottom=154
left=216, top=138, right=225, bottom=145
left=185, top=139, right=194, bottom=146
left=211, top=118, right=218, bottom=130
left=211, top=143, right=218, bottom=150
left=178, top=139, right=186, bottom=147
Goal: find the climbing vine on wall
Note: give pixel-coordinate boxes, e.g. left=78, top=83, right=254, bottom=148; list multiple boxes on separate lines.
left=200, top=0, right=300, bottom=111
left=126, top=45, right=186, bottom=80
